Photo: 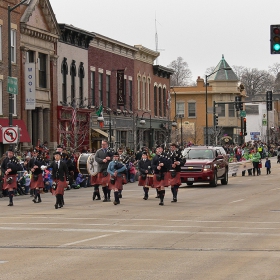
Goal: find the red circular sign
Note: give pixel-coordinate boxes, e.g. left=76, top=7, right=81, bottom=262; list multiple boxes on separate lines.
left=3, top=128, right=18, bottom=143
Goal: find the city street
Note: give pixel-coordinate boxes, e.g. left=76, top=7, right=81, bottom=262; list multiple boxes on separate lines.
left=1, top=158, right=280, bottom=280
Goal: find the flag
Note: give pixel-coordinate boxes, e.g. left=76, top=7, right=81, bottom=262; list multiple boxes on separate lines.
left=96, top=104, right=103, bottom=116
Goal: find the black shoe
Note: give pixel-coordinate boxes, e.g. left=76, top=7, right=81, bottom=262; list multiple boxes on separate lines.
left=171, top=198, right=177, bottom=203
left=159, top=202, right=164, bottom=206
left=37, top=199, right=42, bottom=203
left=113, top=201, right=118, bottom=205
left=107, top=199, right=111, bottom=202
left=118, top=193, right=122, bottom=198
left=32, top=199, right=37, bottom=203
left=54, top=204, right=58, bottom=209
left=103, top=199, right=108, bottom=202
left=92, top=195, right=96, bottom=201
left=155, top=195, right=160, bottom=198
left=96, top=197, right=101, bottom=200
left=7, top=202, right=13, bottom=206
left=143, top=196, right=148, bottom=200
left=58, top=204, right=63, bottom=208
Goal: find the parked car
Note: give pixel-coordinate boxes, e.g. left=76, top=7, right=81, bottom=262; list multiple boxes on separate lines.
left=180, top=146, right=228, bottom=187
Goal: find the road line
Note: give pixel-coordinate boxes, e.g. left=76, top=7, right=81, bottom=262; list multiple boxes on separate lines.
left=0, top=261, right=8, bottom=264
left=59, top=234, right=114, bottom=247
left=229, top=199, right=244, bottom=204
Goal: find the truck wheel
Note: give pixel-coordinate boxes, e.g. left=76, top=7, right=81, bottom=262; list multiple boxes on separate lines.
left=221, top=170, right=228, bottom=185
left=209, top=171, right=217, bottom=187
left=187, top=182, right=193, bottom=186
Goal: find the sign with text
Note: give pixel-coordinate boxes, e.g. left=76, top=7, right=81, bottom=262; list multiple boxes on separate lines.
left=7, top=76, right=18, bottom=94
left=25, top=63, right=36, bottom=110
left=117, top=70, right=125, bottom=106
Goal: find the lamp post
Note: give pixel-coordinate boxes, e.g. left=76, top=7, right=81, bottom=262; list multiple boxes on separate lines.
left=139, top=112, right=152, bottom=148
left=205, top=67, right=231, bottom=145
left=8, top=0, right=28, bottom=126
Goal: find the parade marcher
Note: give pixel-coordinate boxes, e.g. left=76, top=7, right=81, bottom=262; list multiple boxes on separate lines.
left=45, top=151, right=69, bottom=209
left=151, top=145, right=171, bottom=206
left=251, top=147, right=261, bottom=176
left=29, top=149, right=46, bottom=203
left=138, top=152, right=152, bottom=200
left=92, top=140, right=114, bottom=202
left=107, top=152, right=127, bottom=205
left=1, top=146, right=23, bottom=206
left=167, top=143, right=185, bottom=202
left=117, top=147, right=129, bottom=198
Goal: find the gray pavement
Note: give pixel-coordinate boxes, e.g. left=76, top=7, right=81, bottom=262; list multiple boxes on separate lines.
left=0, top=157, right=280, bottom=280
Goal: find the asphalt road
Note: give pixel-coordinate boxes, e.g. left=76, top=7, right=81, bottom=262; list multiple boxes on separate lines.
left=1, top=158, right=280, bottom=280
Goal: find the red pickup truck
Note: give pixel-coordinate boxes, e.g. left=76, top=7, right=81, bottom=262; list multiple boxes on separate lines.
left=180, top=146, right=228, bottom=187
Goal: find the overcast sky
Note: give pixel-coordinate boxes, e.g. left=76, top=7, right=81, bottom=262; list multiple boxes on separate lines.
left=49, top=0, right=280, bottom=83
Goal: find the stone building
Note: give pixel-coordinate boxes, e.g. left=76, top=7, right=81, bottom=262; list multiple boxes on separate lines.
left=20, top=0, right=59, bottom=151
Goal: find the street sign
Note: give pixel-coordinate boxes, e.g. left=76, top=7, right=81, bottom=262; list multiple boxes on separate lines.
left=240, top=110, right=246, bottom=117
left=2, top=127, right=19, bottom=144
left=262, top=119, right=267, bottom=126
left=7, top=76, right=18, bottom=95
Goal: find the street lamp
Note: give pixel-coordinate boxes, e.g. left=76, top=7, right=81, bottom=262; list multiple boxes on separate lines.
left=139, top=112, right=152, bottom=148
left=205, top=67, right=231, bottom=145
left=8, top=0, right=28, bottom=126
left=172, top=115, right=183, bottom=147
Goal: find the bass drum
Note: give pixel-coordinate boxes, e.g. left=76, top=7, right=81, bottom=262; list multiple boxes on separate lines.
left=77, top=153, right=98, bottom=176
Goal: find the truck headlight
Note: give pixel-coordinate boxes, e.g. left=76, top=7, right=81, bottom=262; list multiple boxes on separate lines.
left=204, top=164, right=212, bottom=170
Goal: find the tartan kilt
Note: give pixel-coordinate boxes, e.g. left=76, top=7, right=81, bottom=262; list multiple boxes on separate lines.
left=90, top=175, right=97, bottom=185
left=152, top=173, right=169, bottom=188
left=168, top=171, right=181, bottom=186
left=138, top=174, right=147, bottom=186
left=52, top=179, right=67, bottom=196
left=3, top=174, right=17, bottom=190
left=30, top=173, right=44, bottom=189
left=108, top=176, right=123, bottom=190
left=95, top=172, right=110, bottom=186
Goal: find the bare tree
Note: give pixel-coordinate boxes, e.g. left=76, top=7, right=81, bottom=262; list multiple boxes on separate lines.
left=205, top=66, right=216, bottom=76
left=268, top=62, right=280, bottom=77
left=238, top=68, right=274, bottom=96
left=168, top=57, right=192, bottom=86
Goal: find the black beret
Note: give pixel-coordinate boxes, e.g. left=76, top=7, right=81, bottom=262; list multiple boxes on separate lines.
left=54, top=151, right=62, bottom=156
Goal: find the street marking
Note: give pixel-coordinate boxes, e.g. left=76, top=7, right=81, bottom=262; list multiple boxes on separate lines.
left=229, top=199, right=244, bottom=204
left=0, top=261, right=8, bottom=264
left=59, top=234, right=114, bottom=247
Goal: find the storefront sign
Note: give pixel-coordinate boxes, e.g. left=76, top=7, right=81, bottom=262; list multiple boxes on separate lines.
left=25, top=63, right=36, bottom=110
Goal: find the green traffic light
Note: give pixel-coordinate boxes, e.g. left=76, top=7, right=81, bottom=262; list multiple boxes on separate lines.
left=273, top=43, right=280, bottom=51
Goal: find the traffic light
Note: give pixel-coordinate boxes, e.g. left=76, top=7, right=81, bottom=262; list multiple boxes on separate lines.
left=239, top=100, right=243, bottom=111
left=235, top=96, right=241, bottom=111
left=243, top=118, right=247, bottom=136
left=266, top=91, right=273, bottom=111
left=271, top=25, right=280, bottom=54
left=214, top=114, right=219, bottom=129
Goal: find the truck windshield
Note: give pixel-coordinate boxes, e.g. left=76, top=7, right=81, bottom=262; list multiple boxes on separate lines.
left=182, top=149, right=214, bottom=159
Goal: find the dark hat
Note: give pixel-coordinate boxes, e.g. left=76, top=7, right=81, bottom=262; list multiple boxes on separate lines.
left=7, top=146, right=14, bottom=153
left=113, top=152, right=119, bottom=156
left=54, top=151, right=62, bottom=156
left=142, top=152, right=148, bottom=155
left=57, top=145, right=63, bottom=149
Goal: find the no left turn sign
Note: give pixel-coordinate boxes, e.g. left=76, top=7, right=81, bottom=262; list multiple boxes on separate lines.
left=2, top=127, right=19, bottom=144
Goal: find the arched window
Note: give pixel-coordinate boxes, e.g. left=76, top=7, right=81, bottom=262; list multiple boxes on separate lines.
left=137, top=75, right=141, bottom=109
left=70, top=60, right=76, bottom=100
left=154, top=85, right=158, bottom=116
left=158, top=87, right=162, bottom=117
left=78, top=62, right=85, bottom=105
left=147, top=77, right=151, bottom=110
left=163, top=87, right=167, bottom=117
left=61, top=57, right=68, bottom=103
left=142, top=76, right=146, bottom=110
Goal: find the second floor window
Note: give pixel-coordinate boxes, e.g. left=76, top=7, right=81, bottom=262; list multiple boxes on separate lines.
left=188, top=102, right=196, bottom=118
left=11, top=29, right=16, bottom=63
left=154, top=86, right=158, bottom=116
left=61, top=58, right=68, bottom=103
left=91, top=71, right=95, bottom=106
left=98, top=73, right=103, bottom=104
left=176, top=102, right=185, bottom=117
left=70, top=60, right=76, bottom=100
left=0, top=25, right=2, bottom=61
left=228, top=103, right=235, bottom=117
left=38, top=53, right=47, bottom=88
left=79, top=62, right=85, bottom=104
left=106, top=74, right=110, bottom=107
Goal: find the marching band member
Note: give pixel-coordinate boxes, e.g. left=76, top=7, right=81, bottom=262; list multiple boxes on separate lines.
left=167, top=143, right=185, bottom=202
left=151, top=146, right=171, bottom=206
left=46, top=151, right=69, bottom=209
left=1, top=146, right=23, bottom=206
left=93, top=140, right=114, bottom=202
left=117, top=147, right=129, bottom=198
left=29, top=149, right=46, bottom=203
left=138, top=152, right=152, bottom=200
left=107, top=152, right=127, bottom=205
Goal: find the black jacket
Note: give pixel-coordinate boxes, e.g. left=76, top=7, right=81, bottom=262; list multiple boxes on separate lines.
left=138, top=159, right=152, bottom=175
left=1, top=156, right=23, bottom=175
left=48, top=160, right=69, bottom=182
left=151, top=153, right=170, bottom=174
left=29, top=156, right=45, bottom=175
left=167, top=150, right=185, bottom=172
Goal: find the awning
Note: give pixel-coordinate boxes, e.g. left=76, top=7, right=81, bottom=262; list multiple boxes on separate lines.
left=93, top=128, right=108, bottom=138
left=0, top=119, right=31, bottom=143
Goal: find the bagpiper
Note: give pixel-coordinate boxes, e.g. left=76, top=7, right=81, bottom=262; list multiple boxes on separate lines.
left=138, top=152, right=152, bottom=200
left=29, top=148, right=46, bottom=203
left=151, top=145, right=171, bottom=206
left=166, top=143, right=185, bottom=202
left=1, top=146, right=23, bottom=206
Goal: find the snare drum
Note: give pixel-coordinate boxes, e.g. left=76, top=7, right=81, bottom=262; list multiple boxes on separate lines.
left=77, top=153, right=97, bottom=176
left=146, top=174, right=154, bottom=188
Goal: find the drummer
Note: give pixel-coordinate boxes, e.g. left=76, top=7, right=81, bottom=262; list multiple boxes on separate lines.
left=92, top=140, right=114, bottom=202
left=138, top=152, right=152, bottom=200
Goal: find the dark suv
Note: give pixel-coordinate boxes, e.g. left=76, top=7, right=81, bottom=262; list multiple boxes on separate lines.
left=180, top=146, right=228, bottom=187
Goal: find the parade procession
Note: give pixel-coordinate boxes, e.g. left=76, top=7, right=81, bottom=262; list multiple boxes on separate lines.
left=0, top=141, right=187, bottom=208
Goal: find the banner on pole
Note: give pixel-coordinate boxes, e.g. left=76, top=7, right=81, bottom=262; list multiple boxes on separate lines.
left=117, top=70, right=125, bottom=106
left=25, top=63, right=36, bottom=110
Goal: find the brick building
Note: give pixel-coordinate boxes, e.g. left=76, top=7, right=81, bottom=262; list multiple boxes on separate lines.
left=0, top=0, right=30, bottom=155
